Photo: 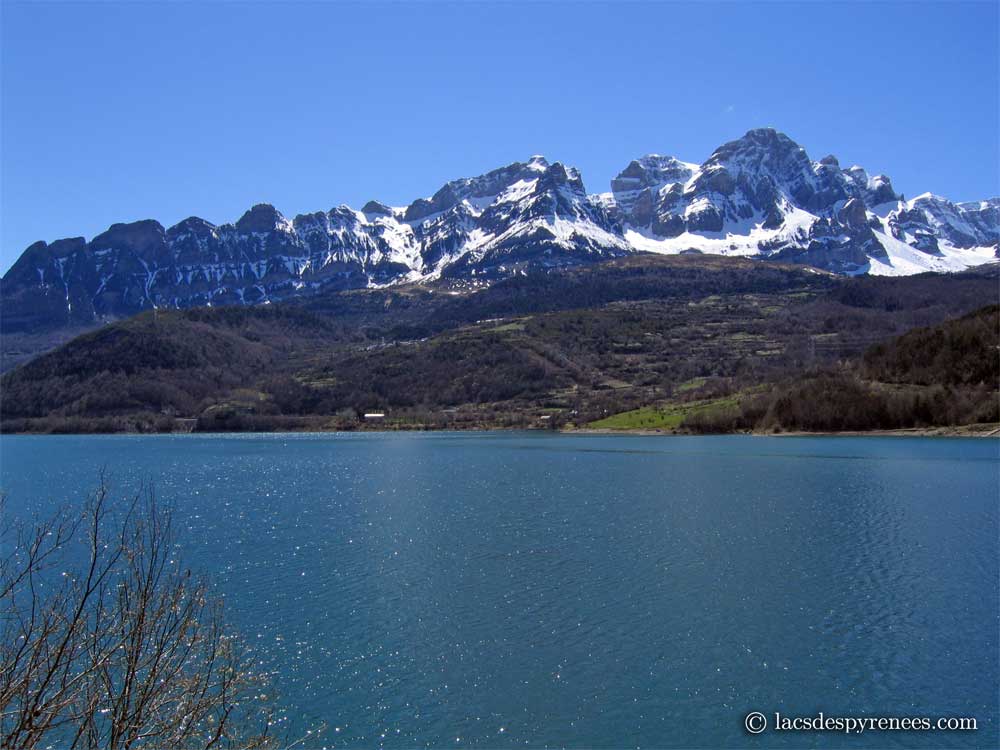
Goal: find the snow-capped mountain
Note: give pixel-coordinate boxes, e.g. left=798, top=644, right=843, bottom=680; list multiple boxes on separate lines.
left=0, top=157, right=627, bottom=331
left=2, top=129, right=996, bottom=332
left=613, top=128, right=997, bottom=275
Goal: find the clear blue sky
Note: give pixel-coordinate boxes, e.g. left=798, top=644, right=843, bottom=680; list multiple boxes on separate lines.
left=2, top=1, right=997, bottom=273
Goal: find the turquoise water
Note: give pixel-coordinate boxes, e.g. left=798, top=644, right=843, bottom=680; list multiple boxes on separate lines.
left=1, top=433, right=997, bottom=748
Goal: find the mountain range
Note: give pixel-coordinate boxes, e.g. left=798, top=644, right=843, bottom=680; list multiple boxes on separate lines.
left=3, top=128, right=997, bottom=333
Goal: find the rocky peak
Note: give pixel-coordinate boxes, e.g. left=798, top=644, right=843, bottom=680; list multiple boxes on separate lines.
left=613, top=155, right=694, bottom=190
left=292, top=210, right=332, bottom=233
left=327, top=205, right=364, bottom=225
left=49, top=237, right=88, bottom=257
left=235, top=203, right=289, bottom=234
left=90, top=220, right=167, bottom=256
left=867, top=175, right=897, bottom=206
left=899, top=193, right=1000, bottom=249
left=537, top=162, right=585, bottom=193
left=404, top=158, right=554, bottom=222
left=705, top=128, right=812, bottom=183
left=361, top=200, right=393, bottom=216
left=712, top=128, right=801, bottom=158
left=167, top=216, right=217, bottom=240
left=2, top=240, right=57, bottom=285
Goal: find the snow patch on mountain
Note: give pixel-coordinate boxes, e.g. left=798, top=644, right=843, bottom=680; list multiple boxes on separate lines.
left=611, top=129, right=997, bottom=275
left=3, top=129, right=996, bottom=333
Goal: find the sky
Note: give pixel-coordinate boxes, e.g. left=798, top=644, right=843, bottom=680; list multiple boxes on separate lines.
left=2, top=0, right=997, bottom=273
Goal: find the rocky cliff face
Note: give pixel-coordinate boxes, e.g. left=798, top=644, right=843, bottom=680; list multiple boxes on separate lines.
left=613, top=129, right=997, bottom=275
left=1, top=157, right=629, bottom=331
left=3, top=130, right=996, bottom=333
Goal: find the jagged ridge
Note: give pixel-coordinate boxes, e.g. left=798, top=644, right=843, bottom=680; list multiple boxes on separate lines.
left=2, top=129, right=996, bottom=333
left=613, top=128, right=997, bottom=275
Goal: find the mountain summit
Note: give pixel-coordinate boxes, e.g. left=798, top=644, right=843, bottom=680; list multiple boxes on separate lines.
left=3, top=129, right=996, bottom=332
left=612, top=128, right=995, bottom=274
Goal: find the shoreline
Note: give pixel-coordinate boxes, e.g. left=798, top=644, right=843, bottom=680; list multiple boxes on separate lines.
left=565, top=424, right=1000, bottom=438
left=3, top=423, right=998, bottom=438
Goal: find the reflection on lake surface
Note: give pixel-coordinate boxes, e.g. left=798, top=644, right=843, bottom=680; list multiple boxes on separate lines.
left=1, top=432, right=997, bottom=748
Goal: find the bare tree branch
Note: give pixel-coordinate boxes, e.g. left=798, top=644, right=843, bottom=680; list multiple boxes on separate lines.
left=1, top=477, right=311, bottom=749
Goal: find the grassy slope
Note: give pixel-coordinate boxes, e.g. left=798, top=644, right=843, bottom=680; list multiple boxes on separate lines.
left=586, top=395, right=742, bottom=430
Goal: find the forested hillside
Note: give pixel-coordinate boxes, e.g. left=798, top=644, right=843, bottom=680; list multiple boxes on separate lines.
left=1, top=255, right=997, bottom=434
left=681, top=305, right=999, bottom=434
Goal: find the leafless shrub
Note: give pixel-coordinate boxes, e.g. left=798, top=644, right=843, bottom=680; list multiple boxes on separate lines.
left=1, top=477, right=305, bottom=749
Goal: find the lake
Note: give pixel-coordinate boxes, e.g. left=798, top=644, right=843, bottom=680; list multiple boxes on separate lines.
left=0, top=432, right=997, bottom=748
